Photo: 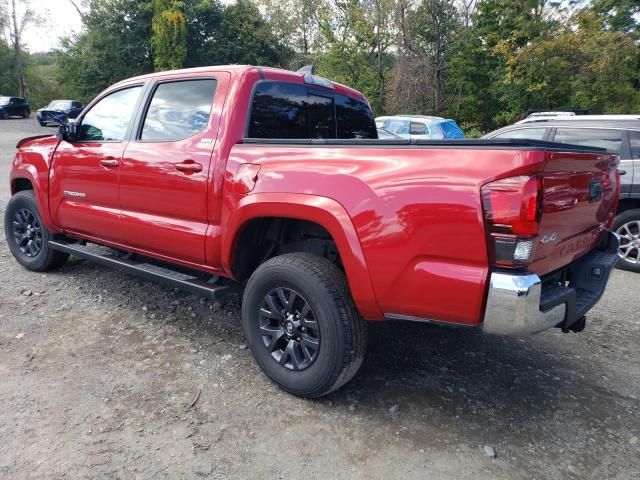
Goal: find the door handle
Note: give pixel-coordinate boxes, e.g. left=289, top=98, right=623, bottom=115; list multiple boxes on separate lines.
left=99, top=158, right=120, bottom=168
left=175, top=160, right=203, bottom=174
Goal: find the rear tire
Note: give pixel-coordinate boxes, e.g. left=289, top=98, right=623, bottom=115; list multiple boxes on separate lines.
left=242, top=253, right=367, bottom=398
left=4, top=191, right=69, bottom=271
left=39, top=121, right=46, bottom=126
left=612, top=209, right=640, bottom=273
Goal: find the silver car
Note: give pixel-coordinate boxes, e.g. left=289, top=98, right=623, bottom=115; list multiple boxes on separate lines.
left=375, top=115, right=465, bottom=140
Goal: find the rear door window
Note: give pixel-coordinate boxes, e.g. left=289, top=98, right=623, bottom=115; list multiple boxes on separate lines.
left=491, top=128, right=547, bottom=140
left=552, top=128, right=623, bottom=154
left=141, top=79, right=217, bottom=141
left=248, top=81, right=376, bottom=139
left=410, top=122, right=428, bottom=135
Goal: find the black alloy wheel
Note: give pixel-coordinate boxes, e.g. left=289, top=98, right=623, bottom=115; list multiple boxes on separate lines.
left=259, top=287, right=321, bottom=371
left=4, top=190, right=69, bottom=271
left=242, top=253, right=368, bottom=398
left=12, top=208, right=43, bottom=257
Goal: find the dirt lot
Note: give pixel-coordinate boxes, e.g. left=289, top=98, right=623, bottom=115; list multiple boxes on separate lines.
left=0, top=118, right=639, bottom=480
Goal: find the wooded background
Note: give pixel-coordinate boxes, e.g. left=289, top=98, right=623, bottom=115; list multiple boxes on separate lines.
left=1, top=0, right=639, bottom=134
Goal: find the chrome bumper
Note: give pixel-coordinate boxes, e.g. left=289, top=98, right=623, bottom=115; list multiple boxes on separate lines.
left=483, top=231, right=618, bottom=336
left=482, top=273, right=565, bottom=335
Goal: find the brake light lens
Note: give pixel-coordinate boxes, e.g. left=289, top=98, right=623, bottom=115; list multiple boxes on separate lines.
left=481, top=176, right=541, bottom=235
left=481, top=175, right=542, bottom=268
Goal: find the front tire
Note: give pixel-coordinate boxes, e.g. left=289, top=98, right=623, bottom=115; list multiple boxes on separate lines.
left=242, top=253, right=367, bottom=398
left=4, top=191, right=69, bottom=271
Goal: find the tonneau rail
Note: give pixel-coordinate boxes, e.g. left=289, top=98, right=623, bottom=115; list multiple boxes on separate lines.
left=241, top=137, right=608, bottom=153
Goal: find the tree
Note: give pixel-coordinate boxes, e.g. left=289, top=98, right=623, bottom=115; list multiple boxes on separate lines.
left=3, top=0, right=41, bottom=97
left=388, top=0, right=459, bottom=115
left=151, top=0, right=187, bottom=71
left=214, top=0, right=288, bottom=66
left=55, top=0, right=154, bottom=102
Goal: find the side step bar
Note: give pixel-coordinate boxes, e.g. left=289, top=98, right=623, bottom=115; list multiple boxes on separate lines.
left=49, top=240, right=230, bottom=300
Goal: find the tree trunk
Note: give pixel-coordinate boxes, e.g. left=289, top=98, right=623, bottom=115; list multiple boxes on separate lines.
left=375, top=0, right=384, bottom=111
left=11, top=0, right=26, bottom=98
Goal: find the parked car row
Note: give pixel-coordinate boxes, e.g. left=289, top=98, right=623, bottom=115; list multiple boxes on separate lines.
left=0, top=96, right=84, bottom=125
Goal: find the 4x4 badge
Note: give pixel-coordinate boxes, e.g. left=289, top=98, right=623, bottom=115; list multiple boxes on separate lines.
left=541, top=232, right=557, bottom=244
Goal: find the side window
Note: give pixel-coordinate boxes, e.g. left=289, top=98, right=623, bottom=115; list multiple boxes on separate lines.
left=553, top=128, right=622, bottom=154
left=141, top=79, right=217, bottom=141
left=10, top=98, right=17, bottom=105
left=386, top=119, right=410, bottom=135
left=72, top=101, right=82, bottom=109
left=629, top=131, right=640, bottom=159
left=79, top=86, right=142, bottom=142
left=410, top=122, right=427, bottom=135
left=492, top=128, right=547, bottom=140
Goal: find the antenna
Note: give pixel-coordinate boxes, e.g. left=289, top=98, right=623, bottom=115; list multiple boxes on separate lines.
left=297, top=65, right=315, bottom=75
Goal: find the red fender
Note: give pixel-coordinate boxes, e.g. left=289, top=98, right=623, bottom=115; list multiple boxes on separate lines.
left=222, top=192, right=384, bottom=320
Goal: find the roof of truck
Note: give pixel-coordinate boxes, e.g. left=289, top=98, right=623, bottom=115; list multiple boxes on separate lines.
left=113, top=65, right=367, bottom=102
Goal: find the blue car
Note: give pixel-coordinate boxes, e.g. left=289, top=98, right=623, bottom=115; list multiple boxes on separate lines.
left=375, top=115, right=465, bottom=139
left=37, top=99, right=84, bottom=126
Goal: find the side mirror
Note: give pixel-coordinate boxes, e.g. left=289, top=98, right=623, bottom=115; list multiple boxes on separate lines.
left=57, top=120, right=80, bottom=142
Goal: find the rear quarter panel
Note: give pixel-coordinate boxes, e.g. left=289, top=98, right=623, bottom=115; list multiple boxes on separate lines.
left=225, top=145, right=546, bottom=325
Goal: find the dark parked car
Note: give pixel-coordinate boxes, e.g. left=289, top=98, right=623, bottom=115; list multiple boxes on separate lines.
left=37, top=99, right=84, bottom=126
left=484, top=118, right=640, bottom=272
left=0, top=96, right=30, bottom=119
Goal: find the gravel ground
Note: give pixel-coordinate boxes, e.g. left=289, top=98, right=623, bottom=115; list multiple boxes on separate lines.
left=0, top=118, right=639, bottom=480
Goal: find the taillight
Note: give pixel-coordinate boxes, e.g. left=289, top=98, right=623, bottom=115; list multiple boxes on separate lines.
left=481, top=175, right=542, bottom=268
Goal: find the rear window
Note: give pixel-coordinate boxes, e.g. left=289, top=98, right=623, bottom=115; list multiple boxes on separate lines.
left=247, top=81, right=376, bottom=139
left=440, top=121, right=464, bottom=138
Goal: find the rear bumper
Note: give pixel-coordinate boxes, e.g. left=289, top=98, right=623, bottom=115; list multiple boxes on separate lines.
left=482, top=231, right=618, bottom=336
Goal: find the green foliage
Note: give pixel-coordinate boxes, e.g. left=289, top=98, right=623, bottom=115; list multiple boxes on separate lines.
left=0, top=0, right=637, bottom=130
left=54, top=0, right=154, bottom=103
left=151, top=0, right=187, bottom=71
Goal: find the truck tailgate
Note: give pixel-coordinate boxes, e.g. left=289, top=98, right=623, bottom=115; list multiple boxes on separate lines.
left=529, top=150, right=619, bottom=276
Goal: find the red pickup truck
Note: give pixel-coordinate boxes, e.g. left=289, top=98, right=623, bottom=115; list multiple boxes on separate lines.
left=5, top=65, right=620, bottom=397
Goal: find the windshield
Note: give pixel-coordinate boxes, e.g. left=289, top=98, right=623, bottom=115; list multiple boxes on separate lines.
left=47, top=100, right=72, bottom=109
left=0, top=97, right=9, bottom=106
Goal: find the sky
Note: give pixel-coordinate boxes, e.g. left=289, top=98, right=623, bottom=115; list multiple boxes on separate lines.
left=22, top=0, right=84, bottom=53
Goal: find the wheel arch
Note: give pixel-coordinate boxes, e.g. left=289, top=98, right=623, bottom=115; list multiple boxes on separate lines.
left=617, top=198, right=640, bottom=214
left=223, top=193, right=383, bottom=320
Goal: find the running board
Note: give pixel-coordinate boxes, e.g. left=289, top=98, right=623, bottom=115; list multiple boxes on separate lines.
left=48, top=240, right=230, bottom=300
